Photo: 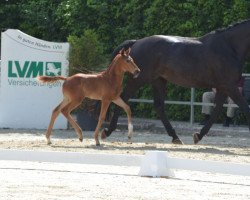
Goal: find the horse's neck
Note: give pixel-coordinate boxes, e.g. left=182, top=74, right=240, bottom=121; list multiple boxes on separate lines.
left=224, top=21, right=250, bottom=61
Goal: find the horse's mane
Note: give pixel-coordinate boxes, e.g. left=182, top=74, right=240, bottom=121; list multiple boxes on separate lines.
left=208, top=19, right=250, bottom=35
left=199, top=19, right=250, bottom=39
left=111, top=40, right=136, bottom=59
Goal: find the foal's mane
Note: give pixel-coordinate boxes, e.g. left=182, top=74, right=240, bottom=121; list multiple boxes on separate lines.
left=101, top=53, right=121, bottom=75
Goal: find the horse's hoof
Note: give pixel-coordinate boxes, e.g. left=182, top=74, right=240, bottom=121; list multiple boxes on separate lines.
left=79, top=138, right=83, bottom=142
left=101, top=128, right=108, bottom=140
left=47, top=141, right=52, bottom=145
left=172, top=138, right=183, bottom=145
left=96, top=143, right=101, bottom=146
left=193, top=133, right=200, bottom=144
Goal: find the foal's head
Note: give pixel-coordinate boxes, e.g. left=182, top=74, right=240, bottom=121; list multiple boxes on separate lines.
left=116, top=48, right=140, bottom=78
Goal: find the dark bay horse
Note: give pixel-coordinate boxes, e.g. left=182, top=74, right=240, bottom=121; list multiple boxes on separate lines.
left=102, top=19, right=250, bottom=144
left=38, top=48, right=140, bottom=146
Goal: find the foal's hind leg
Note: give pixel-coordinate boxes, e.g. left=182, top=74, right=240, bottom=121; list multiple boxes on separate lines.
left=152, top=78, right=182, bottom=144
left=94, top=100, right=111, bottom=146
left=113, top=97, right=133, bottom=143
left=61, top=99, right=84, bottom=142
left=46, top=98, right=69, bottom=145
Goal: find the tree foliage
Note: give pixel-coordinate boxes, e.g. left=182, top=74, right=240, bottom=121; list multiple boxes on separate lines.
left=68, top=29, right=107, bottom=75
left=1, top=0, right=250, bottom=120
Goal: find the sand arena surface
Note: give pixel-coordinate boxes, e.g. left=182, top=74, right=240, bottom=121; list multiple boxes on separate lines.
left=0, top=126, right=249, bottom=163
left=0, top=124, right=250, bottom=199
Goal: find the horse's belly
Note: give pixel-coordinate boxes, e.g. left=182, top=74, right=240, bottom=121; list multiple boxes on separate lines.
left=161, top=73, right=209, bottom=88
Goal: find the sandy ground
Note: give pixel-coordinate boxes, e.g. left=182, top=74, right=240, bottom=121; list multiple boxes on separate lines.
left=0, top=127, right=249, bottom=163
left=0, top=125, right=250, bottom=200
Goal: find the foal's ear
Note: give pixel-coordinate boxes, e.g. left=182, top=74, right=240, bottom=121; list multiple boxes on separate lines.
left=125, top=47, right=131, bottom=55
left=119, top=48, right=125, bottom=55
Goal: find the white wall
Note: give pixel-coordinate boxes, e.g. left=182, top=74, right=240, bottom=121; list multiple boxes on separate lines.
left=0, top=29, right=69, bottom=129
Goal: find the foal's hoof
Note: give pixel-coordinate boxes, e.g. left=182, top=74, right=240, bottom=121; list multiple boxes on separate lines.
left=127, top=136, right=132, bottom=144
left=46, top=138, right=52, bottom=145
left=172, top=138, right=183, bottom=145
left=79, top=138, right=83, bottom=142
left=193, top=133, right=200, bottom=144
left=101, top=128, right=108, bottom=140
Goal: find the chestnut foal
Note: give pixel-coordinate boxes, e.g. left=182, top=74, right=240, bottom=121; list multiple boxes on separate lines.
left=37, top=48, right=140, bottom=146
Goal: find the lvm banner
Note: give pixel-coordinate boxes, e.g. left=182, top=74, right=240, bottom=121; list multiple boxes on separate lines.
left=0, top=29, right=69, bottom=129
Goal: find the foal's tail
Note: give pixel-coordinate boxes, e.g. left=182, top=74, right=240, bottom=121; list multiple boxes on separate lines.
left=111, top=39, right=137, bottom=59
left=37, top=76, right=67, bottom=83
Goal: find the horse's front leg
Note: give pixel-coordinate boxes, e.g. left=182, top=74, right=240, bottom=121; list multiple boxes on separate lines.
left=113, top=97, right=133, bottom=143
left=193, top=91, right=227, bottom=144
left=152, top=78, right=182, bottom=144
left=94, top=100, right=110, bottom=146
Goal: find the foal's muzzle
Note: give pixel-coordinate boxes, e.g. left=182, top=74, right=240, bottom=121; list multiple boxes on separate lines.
left=133, top=69, right=140, bottom=78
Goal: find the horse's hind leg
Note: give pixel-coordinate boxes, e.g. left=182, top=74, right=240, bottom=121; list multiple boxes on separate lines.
left=46, top=98, right=68, bottom=145
left=193, top=91, right=226, bottom=144
left=113, top=97, right=133, bottom=143
left=94, top=100, right=110, bottom=146
left=152, top=78, right=183, bottom=144
left=226, top=87, right=250, bottom=129
left=101, top=102, right=122, bottom=139
left=61, top=99, right=84, bottom=142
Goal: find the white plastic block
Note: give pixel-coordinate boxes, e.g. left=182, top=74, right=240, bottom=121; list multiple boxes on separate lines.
left=138, top=151, right=175, bottom=178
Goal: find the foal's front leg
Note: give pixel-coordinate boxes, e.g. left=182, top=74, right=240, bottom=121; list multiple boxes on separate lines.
left=113, top=97, right=133, bottom=143
left=94, top=100, right=110, bottom=146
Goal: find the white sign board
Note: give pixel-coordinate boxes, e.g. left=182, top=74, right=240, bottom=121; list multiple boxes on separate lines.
left=0, top=29, right=69, bottom=129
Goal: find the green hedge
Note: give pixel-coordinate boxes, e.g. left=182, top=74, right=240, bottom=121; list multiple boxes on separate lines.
left=1, top=0, right=250, bottom=122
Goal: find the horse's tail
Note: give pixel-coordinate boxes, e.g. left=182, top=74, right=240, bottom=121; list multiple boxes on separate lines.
left=111, top=39, right=137, bottom=59
left=37, top=76, right=67, bottom=83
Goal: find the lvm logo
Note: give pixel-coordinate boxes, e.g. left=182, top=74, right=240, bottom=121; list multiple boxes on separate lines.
left=8, top=61, right=62, bottom=78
